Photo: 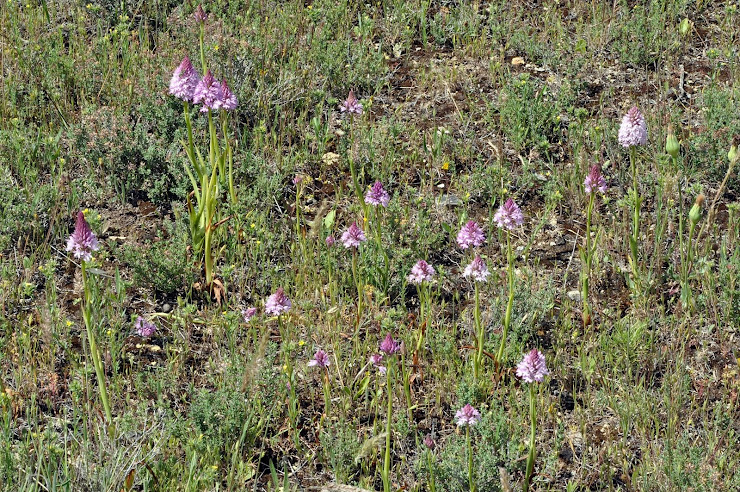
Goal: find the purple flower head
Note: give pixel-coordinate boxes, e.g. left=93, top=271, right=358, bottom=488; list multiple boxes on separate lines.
left=194, top=5, right=207, bottom=23
left=169, top=56, right=201, bottom=102
left=407, top=260, right=435, bottom=285
left=265, top=287, right=291, bottom=316
left=463, top=255, right=490, bottom=283
left=66, top=211, right=100, bottom=262
left=516, top=349, right=549, bottom=383
left=325, top=235, right=336, bottom=247
left=212, top=79, right=238, bottom=111
left=618, top=106, right=648, bottom=148
left=423, top=435, right=436, bottom=450
left=456, top=220, right=485, bottom=249
left=340, top=90, right=363, bottom=115
left=192, top=70, right=221, bottom=112
left=379, top=333, right=401, bottom=356
left=134, top=317, right=157, bottom=337
left=308, top=349, right=330, bottom=368
left=241, top=307, right=257, bottom=323
left=365, top=181, right=390, bottom=207
left=454, top=404, right=481, bottom=427
left=369, top=353, right=386, bottom=374
left=493, top=198, right=524, bottom=230
left=584, top=165, right=607, bottom=194
left=341, top=222, right=366, bottom=248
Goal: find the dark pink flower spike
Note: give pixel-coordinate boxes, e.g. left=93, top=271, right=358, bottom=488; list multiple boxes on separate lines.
left=340, top=90, right=363, bottom=115
left=365, top=181, right=390, bottom=207
left=66, top=211, right=100, bottom=262
left=341, top=222, right=366, bottom=248
left=379, top=333, right=401, bottom=355
left=308, top=349, right=331, bottom=368
left=134, top=316, right=157, bottom=337
left=584, top=165, right=607, bottom=194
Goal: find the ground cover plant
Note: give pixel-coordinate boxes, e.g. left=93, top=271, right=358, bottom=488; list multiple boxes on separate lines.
left=1, top=0, right=740, bottom=490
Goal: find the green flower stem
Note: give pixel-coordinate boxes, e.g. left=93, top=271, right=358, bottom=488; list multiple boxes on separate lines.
left=496, top=232, right=514, bottom=363
left=352, top=249, right=362, bottom=329
left=374, top=207, right=389, bottom=301
left=523, top=384, right=537, bottom=491
left=81, top=262, right=112, bottom=426
left=473, top=282, right=483, bottom=379
left=629, top=146, right=640, bottom=283
left=382, top=357, right=394, bottom=492
left=581, top=192, right=595, bottom=321
left=322, top=370, right=331, bottom=416
left=426, top=451, right=436, bottom=492
left=466, top=426, right=475, bottom=492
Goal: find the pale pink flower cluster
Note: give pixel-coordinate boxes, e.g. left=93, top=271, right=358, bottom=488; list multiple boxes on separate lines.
left=516, top=349, right=549, bottom=383
left=265, top=288, right=291, bottom=316
left=341, top=222, right=366, bottom=248
left=365, top=181, right=390, bottom=207
left=456, top=220, right=485, bottom=249
left=169, top=61, right=237, bottom=111
left=618, top=106, right=648, bottom=148
left=408, top=260, right=435, bottom=285
left=493, top=198, right=524, bottom=230
left=584, top=165, right=607, bottom=194
left=454, top=404, right=481, bottom=427
left=463, top=255, right=490, bottom=283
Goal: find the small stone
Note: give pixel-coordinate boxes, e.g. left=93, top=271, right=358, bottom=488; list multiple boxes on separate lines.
left=567, top=290, right=581, bottom=301
left=162, top=303, right=172, bottom=313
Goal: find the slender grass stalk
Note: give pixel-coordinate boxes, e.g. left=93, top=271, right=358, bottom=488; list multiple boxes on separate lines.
left=473, top=282, right=483, bottom=379
left=466, top=426, right=475, bottom=492
left=581, top=192, right=595, bottom=324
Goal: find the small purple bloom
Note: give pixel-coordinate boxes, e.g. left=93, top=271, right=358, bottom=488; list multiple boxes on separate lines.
left=192, top=70, right=221, bottom=112
left=134, top=316, right=157, bottom=337
left=618, top=106, right=648, bottom=148
left=325, top=235, right=336, bottom=247
left=308, top=349, right=330, bottom=368
left=365, top=181, right=390, bottom=207
left=456, top=220, right=485, bottom=249
left=369, top=353, right=386, bottom=374
left=194, top=5, right=207, bottom=23
left=265, top=287, right=291, bottom=316
left=584, top=165, right=607, bottom=194
left=241, top=307, right=257, bottom=322
left=66, top=211, right=100, bottom=262
left=493, top=198, right=524, bottom=230
left=169, top=56, right=200, bottom=102
left=516, top=349, right=549, bottom=383
left=341, top=222, right=366, bottom=248
left=408, top=260, right=435, bottom=285
left=379, top=333, right=401, bottom=356
left=340, top=90, right=363, bottom=115
left=463, top=255, right=490, bottom=283
left=454, top=404, right=481, bottom=427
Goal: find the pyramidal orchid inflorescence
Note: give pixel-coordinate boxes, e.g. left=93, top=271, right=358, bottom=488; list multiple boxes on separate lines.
left=456, top=220, right=485, bottom=249
left=241, top=307, right=257, bottom=323
left=169, top=56, right=200, bottom=102
left=308, top=349, right=330, bottom=368
left=618, top=106, right=648, bottom=148
left=192, top=70, right=219, bottom=109
left=365, top=181, right=390, bottom=207
left=454, top=404, right=481, bottom=427
left=340, top=90, right=363, bottom=115
left=408, top=260, right=435, bottom=285
left=463, top=255, right=490, bottom=283
left=265, top=288, right=291, bottom=316
left=494, top=198, right=524, bottom=230
left=66, top=211, right=100, bottom=262
left=212, top=80, right=238, bottom=111
left=516, top=349, right=549, bottom=383
left=341, top=222, right=366, bottom=248
left=584, top=165, right=607, bottom=194
left=194, top=4, right=207, bottom=23
left=379, top=333, right=401, bottom=355
left=134, top=317, right=157, bottom=337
